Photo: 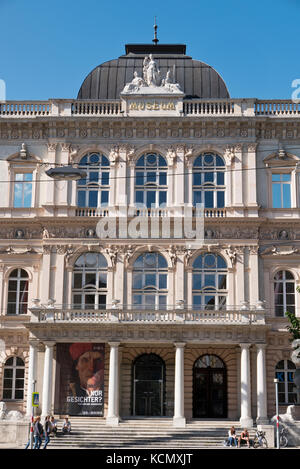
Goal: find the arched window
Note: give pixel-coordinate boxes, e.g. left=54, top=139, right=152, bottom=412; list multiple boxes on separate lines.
left=274, top=270, right=295, bottom=317
left=3, top=357, right=25, bottom=400
left=7, top=268, right=29, bottom=315
left=135, top=153, right=167, bottom=208
left=193, top=153, right=225, bottom=208
left=275, top=360, right=296, bottom=404
left=192, top=253, right=227, bottom=310
left=72, top=253, right=108, bottom=309
left=132, top=253, right=168, bottom=309
left=77, top=153, right=110, bottom=208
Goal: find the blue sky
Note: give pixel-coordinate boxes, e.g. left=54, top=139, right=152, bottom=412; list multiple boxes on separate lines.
left=0, top=0, right=299, bottom=100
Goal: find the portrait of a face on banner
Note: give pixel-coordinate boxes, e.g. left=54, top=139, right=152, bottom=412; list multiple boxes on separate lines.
left=57, top=343, right=105, bottom=416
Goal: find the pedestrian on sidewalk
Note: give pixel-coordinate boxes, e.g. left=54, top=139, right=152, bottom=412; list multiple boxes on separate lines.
left=43, top=416, right=51, bottom=449
left=33, top=416, right=43, bottom=449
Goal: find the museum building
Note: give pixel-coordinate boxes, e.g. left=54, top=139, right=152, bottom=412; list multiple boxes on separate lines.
left=0, top=40, right=299, bottom=428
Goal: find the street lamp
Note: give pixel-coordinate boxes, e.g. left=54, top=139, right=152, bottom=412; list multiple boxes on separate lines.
left=45, top=166, right=87, bottom=180
left=30, top=379, right=37, bottom=450
left=274, top=378, right=280, bottom=449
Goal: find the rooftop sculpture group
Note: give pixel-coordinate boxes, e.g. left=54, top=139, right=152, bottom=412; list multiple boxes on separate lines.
left=121, top=54, right=183, bottom=95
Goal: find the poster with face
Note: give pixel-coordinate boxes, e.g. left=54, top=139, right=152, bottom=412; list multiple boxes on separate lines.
left=57, top=343, right=105, bottom=416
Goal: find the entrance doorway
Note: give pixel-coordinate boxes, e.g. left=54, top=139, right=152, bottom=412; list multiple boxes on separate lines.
left=132, top=353, right=165, bottom=416
left=193, top=354, right=227, bottom=418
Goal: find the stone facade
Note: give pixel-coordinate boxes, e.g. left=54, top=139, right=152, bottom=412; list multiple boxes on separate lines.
left=0, top=42, right=299, bottom=431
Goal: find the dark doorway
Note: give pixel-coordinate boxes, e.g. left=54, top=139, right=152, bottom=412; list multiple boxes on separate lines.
left=193, top=354, right=227, bottom=418
left=132, top=353, right=165, bottom=416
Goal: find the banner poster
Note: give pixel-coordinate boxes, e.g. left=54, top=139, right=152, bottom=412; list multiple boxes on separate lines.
left=56, top=343, right=105, bottom=416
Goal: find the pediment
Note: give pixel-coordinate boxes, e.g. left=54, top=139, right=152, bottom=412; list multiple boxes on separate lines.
left=263, top=150, right=299, bottom=167
left=7, top=144, right=41, bottom=164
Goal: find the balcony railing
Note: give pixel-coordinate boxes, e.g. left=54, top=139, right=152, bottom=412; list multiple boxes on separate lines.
left=29, top=304, right=265, bottom=325
left=1, top=99, right=300, bottom=118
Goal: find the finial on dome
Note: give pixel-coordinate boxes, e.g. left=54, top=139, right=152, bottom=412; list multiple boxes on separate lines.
left=153, top=16, right=159, bottom=45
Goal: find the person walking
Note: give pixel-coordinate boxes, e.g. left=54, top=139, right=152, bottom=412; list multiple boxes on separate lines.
left=42, top=416, right=51, bottom=449
left=33, top=416, right=43, bottom=449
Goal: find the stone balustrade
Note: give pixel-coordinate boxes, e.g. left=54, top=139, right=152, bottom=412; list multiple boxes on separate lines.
left=29, top=305, right=265, bottom=325
left=1, top=99, right=300, bottom=118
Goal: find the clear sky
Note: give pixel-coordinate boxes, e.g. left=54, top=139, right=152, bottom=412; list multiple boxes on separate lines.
left=0, top=0, right=299, bottom=100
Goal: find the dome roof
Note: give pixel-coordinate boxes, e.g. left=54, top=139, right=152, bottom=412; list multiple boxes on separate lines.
left=77, top=44, right=230, bottom=100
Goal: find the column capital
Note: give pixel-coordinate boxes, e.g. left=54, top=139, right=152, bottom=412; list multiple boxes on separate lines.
left=239, top=343, right=252, bottom=349
left=256, top=343, right=267, bottom=350
left=43, top=341, right=56, bottom=348
left=174, top=342, right=186, bottom=348
left=29, top=339, right=39, bottom=349
left=108, top=341, right=120, bottom=348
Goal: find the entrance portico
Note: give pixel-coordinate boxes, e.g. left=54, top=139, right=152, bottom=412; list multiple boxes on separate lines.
left=26, top=315, right=269, bottom=427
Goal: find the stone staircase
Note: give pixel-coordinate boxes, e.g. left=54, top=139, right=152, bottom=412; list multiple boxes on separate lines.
left=47, top=418, right=256, bottom=449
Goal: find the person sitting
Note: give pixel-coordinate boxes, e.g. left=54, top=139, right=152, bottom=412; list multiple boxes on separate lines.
left=62, top=417, right=71, bottom=434
left=50, top=416, right=58, bottom=436
left=228, top=426, right=238, bottom=447
left=238, top=428, right=250, bottom=448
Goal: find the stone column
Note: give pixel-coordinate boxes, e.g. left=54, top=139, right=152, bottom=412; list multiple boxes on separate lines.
left=247, top=143, right=258, bottom=214
left=233, top=144, right=243, bottom=210
left=240, top=343, right=253, bottom=427
left=42, top=341, right=55, bottom=417
left=106, top=342, right=120, bottom=426
left=173, top=342, right=186, bottom=427
left=26, top=341, right=38, bottom=417
left=256, top=344, right=269, bottom=424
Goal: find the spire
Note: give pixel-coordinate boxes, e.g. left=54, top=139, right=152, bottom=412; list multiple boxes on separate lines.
left=153, top=16, right=159, bottom=45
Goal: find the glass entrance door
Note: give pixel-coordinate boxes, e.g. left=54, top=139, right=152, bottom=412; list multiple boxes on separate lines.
left=134, top=380, right=163, bottom=416
left=133, top=354, right=165, bottom=416
left=193, top=354, right=227, bottom=418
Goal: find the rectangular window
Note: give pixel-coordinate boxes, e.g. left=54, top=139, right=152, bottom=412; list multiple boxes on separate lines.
left=13, top=173, right=32, bottom=208
left=272, top=174, right=291, bottom=208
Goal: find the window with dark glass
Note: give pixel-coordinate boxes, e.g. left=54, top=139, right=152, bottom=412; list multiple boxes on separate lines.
left=72, top=253, right=107, bottom=309
left=3, top=357, right=25, bottom=400
left=7, top=268, right=29, bottom=315
left=77, top=153, right=110, bottom=208
left=132, top=253, right=168, bottom=309
left=193, top=153, right=225, bottom=208
left=192, top=253, right=227, bottom=309
left=135, top=153, right=167, bottom=209
left=274, top=270, right=295, bottom=317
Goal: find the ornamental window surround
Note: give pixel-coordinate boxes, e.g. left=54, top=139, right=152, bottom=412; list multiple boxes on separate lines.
left=77, top=153, right=110, bottom=208
left=273, top=270, right=295, bottom=317
left=135, top=153, right=168, bottom=209
left=7, top=149, right=39, bottom=209
left=192, top=253, right=227, bottom=310
left=192, top=153, right=225, bottom=209
left=132, top=252, right=168, bottom=310
left=72, top=252, right=108, bottom=309
left=3, top=357, right=25, bottom=400
left=7, top=268, right=29, bottom=315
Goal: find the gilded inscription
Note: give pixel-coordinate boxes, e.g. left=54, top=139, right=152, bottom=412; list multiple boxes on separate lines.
left=129, top=101, right=176, bottom=111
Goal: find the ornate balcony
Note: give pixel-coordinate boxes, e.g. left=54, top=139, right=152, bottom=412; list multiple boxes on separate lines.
left=29, top=304, right=266, bottom=325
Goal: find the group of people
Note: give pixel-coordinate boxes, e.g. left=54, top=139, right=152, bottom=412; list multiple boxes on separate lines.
left=226, top=427, right=251, bottom=448
left=25, top=416, right=71, bottom=449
